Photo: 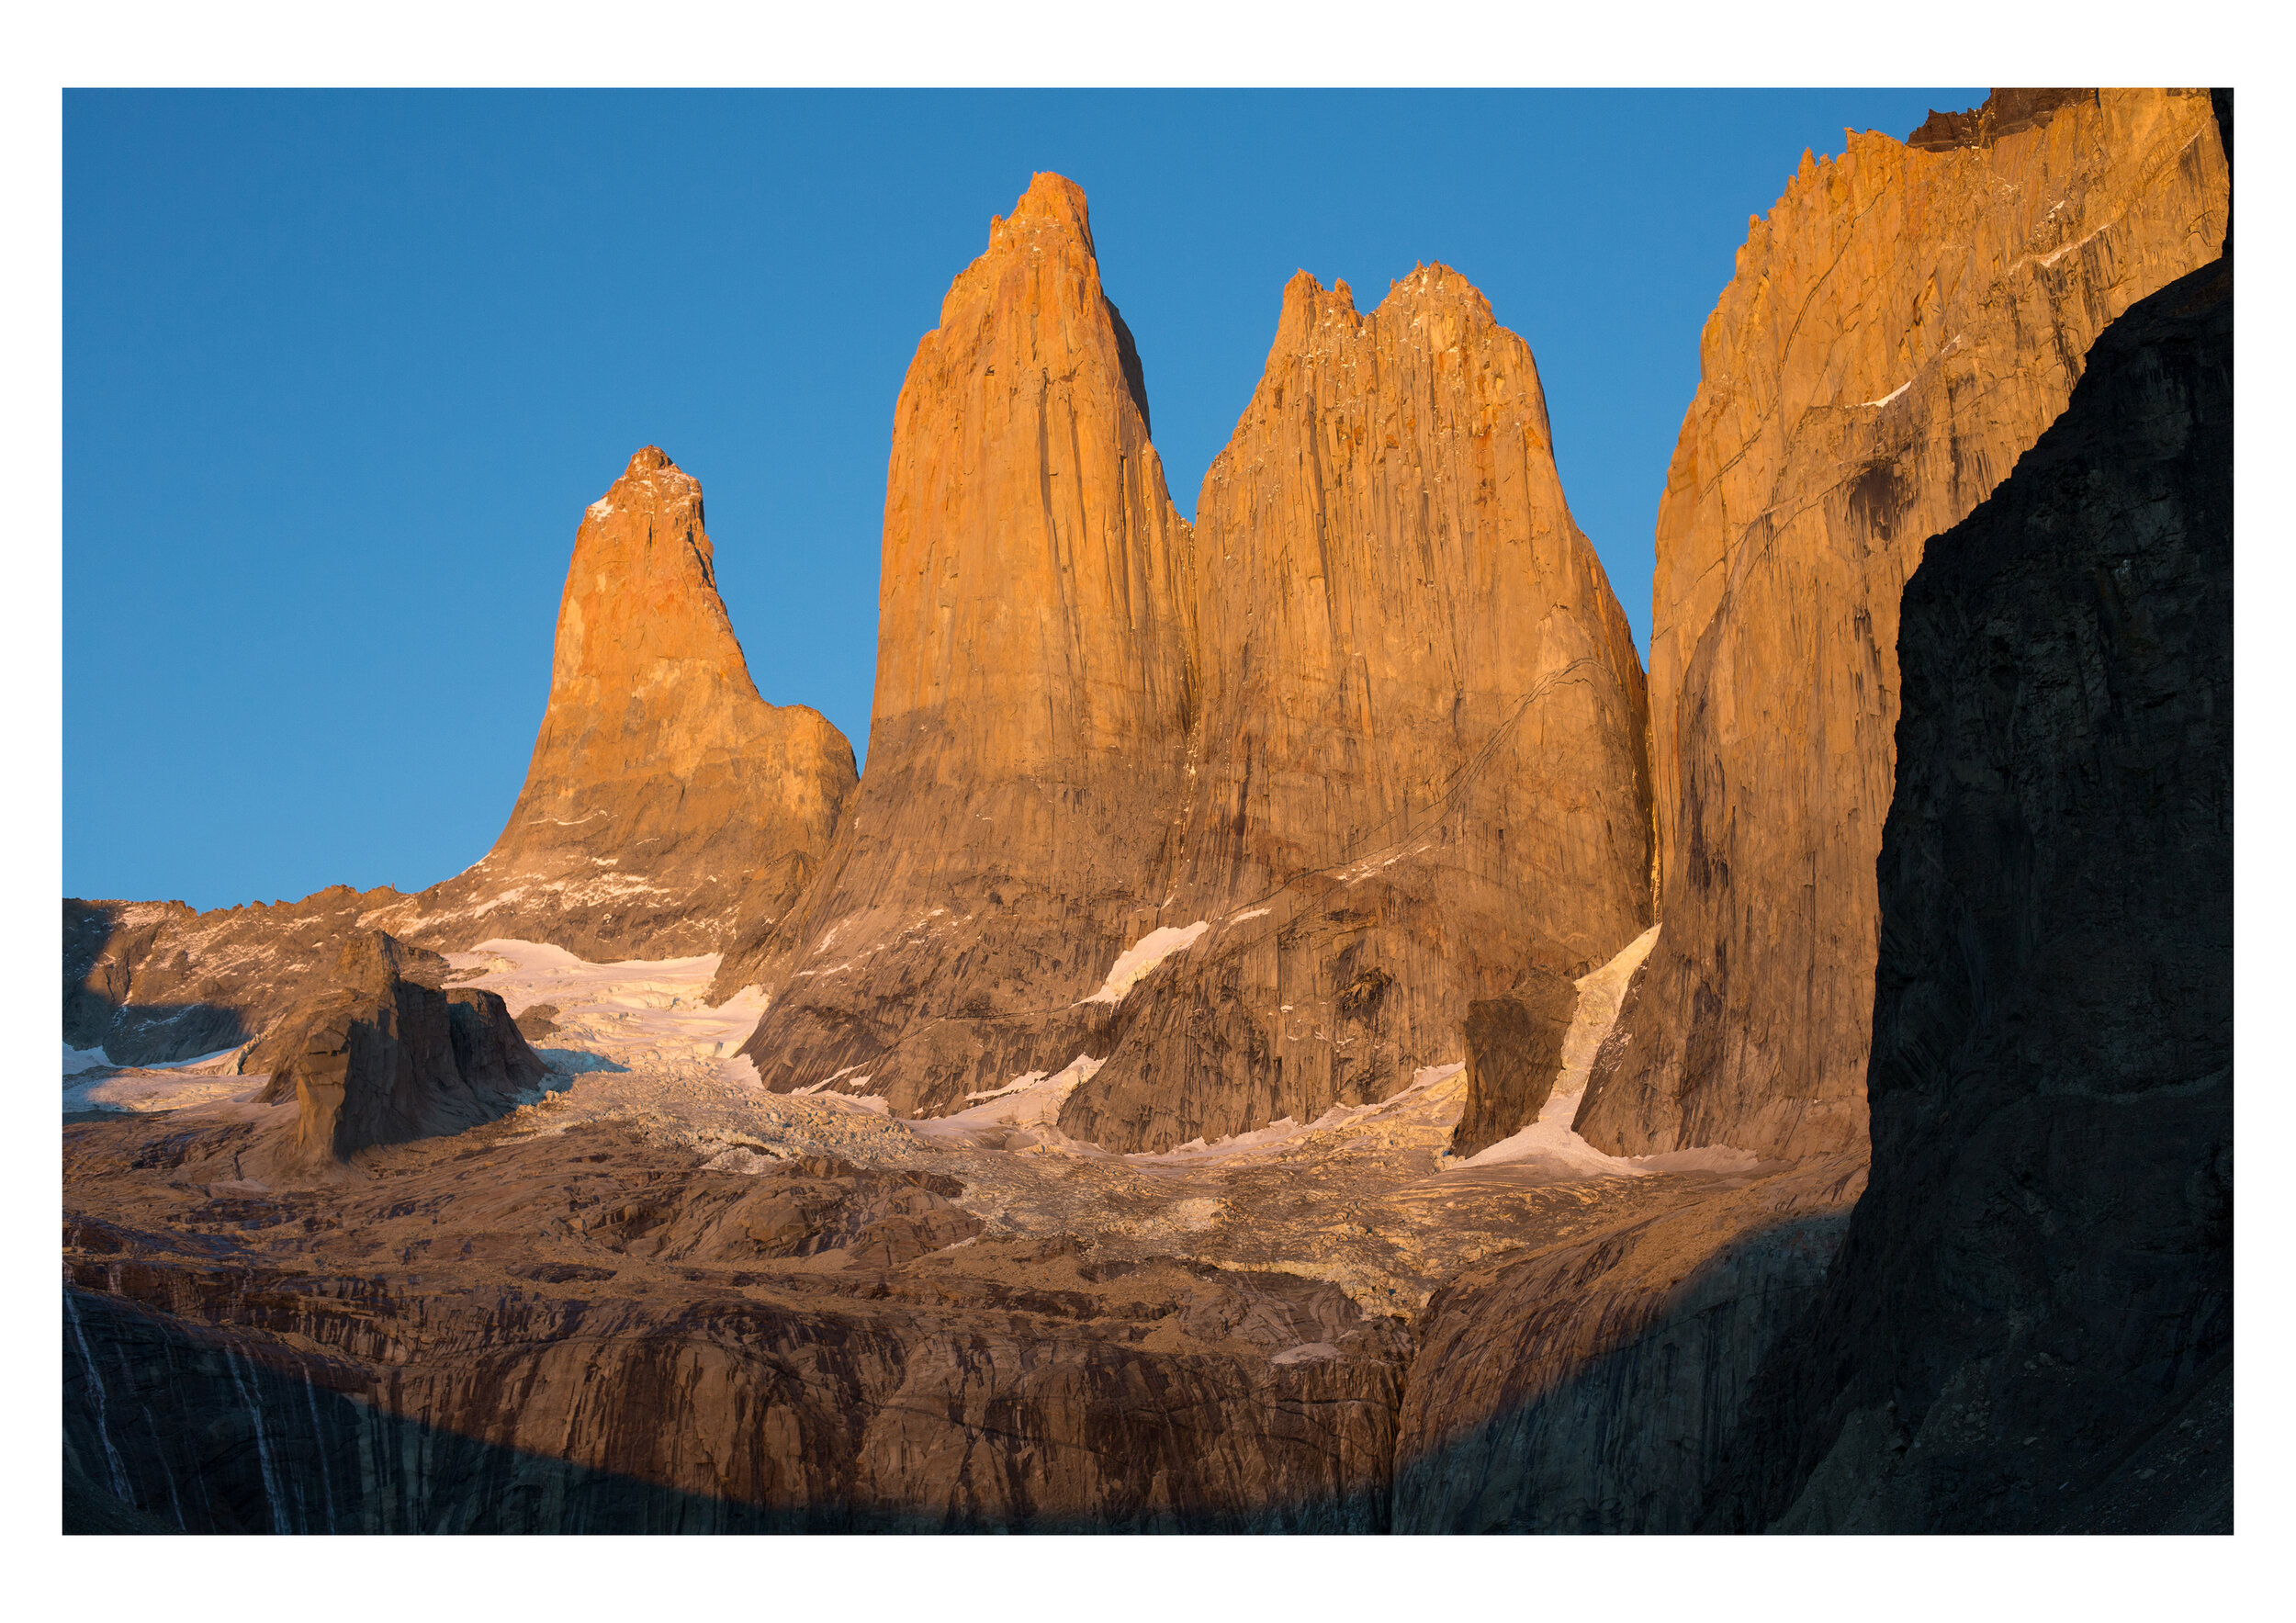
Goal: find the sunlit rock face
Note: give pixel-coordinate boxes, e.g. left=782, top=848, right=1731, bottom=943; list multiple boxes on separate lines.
left=1064, top=265, right=1651, bottom=1153
left=720, top=173, right=1204, bottom=1119
left=1578, top=87, right=2230, bottom=1163
left=66, top=448, right=857, bottom=1062
left=382, top=446, right=858, bottom=962
left=717, top=178, right=1653, bottom=1145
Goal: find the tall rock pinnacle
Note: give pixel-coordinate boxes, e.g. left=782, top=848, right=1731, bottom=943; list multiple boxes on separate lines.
left=388, top=447, right=858, bottom=961
left=1576, top=87, right=2230, bottom=1161
left=721, top=174, right=1200, bottom=1113
left=1059, top=265, right=1653, bottom=1152
left=69, top=449, right=861, bottom=1062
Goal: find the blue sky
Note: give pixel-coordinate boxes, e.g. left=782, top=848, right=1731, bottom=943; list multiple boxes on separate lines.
left=65, top=88, right=1979, bottom=911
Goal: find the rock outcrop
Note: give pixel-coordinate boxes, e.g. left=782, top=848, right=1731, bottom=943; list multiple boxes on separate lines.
left=1706, top=246, right=2233, bottom=1533
left=381, top=447, right=858, bottom=961
left=1578, top=87, right=2230, bottom=1161
left=719, top=175, right=1202, bottom=1116
left=66, top=448, right=857, bottom=1064
left=1058, top=267, right=1652, bottom=1153
left=66, top=888, right=408, bottom=1066
left=240, top=929, right=542, bottom=1174
left=1446, top=970, right=1578, bottom=1161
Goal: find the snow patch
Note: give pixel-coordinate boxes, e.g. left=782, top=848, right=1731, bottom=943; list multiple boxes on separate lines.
left=1270, top=1342, right=1341, bottom=1366
left=62, top=1043, right=111, bottom=1076
left=917, top=1054, right=1107, bottom=1139
left=1446, top=926, right=1758, bottom=1178
left=1863, top=380, right=1912, bottom=409
left=65, top=1071, right=260, bottom=1115
left=1076, top=922, right=1209, bottom=1006
left=1228, top=907, right=1272, bottom=924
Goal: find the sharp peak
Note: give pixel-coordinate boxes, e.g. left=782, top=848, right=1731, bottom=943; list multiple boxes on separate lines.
left=1376, top=261, right=1492, bottom=314
left=592, top=446, right=700, bottom=507
left=987, top=171, right=1097, bottom=258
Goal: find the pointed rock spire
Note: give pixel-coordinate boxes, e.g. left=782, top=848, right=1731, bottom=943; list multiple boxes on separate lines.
left=721, top=174, right=1199, bottom=1116
left=386, top=447, right=858, bottom=960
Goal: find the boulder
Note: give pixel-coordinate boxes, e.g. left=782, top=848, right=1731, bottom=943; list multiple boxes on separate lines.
left=244, top=930, right=543, bottom=1170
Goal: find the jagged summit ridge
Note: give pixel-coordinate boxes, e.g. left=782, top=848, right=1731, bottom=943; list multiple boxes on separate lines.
left=1057, top=248, right=1652, bottom=1153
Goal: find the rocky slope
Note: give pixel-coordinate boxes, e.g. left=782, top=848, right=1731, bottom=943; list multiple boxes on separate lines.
left=715, top=175, right=1201, bottom=1121
left=1058, top=267, right=1651, bottom=1153
left=1394, top=1152, right=1863, bottom=1532
left=64, top=919, right=1845, bottom=1534
left=67, top=449, right=856, bottom=1065
left=1704, top=245, right=2233, bottom=1534
left=66, top=889, right=411, bottom=1066
left=1578, top=87, right=2229, bottom=1161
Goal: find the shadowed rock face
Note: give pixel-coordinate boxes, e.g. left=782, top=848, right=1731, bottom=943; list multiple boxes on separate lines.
left=1394, top=1155, right=1863, bottom=1533
left=66, top=890, right=411, bottom=1066
left=380, top=446, right=858, bottom=961
left=241, top=930, right=543, bottom=1174
left=1705, top=248, right=2233, bottom=1535
left=720, top=174, right=1202, bottom=1116
left=1447, top=969, right=1579, bottom=1160
left=1578, top=86, right=2229, bottom=1162
left=1059, top=268, right=1652, bottom=1154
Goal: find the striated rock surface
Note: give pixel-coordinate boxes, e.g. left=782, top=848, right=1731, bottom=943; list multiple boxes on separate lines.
left=1579, top=87, right=2229, bottom=1161
left=66, top=449, right=856, bottom=1064
left=1394, top=1153, right=1863, bottom=1532
left=1058, top=267, right=1651, bottom=1153
left=1705, top=249, right=2233, bottom=1533
left=380, top=446, right=857, bottom=961
left=720, top=175, right=1201, bottom=1116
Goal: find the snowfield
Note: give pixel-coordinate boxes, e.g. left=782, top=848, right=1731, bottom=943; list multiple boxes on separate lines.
left=444, top=939, right=768, bottom=1072
left=62, top=927, right=1765, bottom=1185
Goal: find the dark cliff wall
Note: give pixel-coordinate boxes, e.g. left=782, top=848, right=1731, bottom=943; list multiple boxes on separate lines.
left=1707, top=248, right=2233, bottom=1533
